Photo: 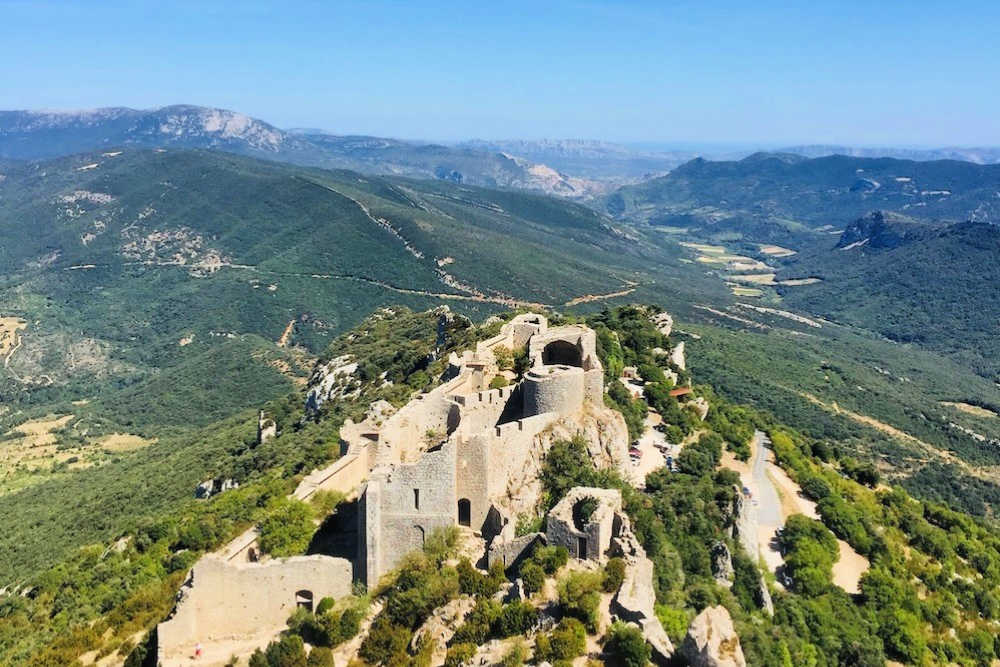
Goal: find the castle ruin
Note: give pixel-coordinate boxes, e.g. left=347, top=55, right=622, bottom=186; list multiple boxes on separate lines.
left=158, top=313, right=631, bottom=664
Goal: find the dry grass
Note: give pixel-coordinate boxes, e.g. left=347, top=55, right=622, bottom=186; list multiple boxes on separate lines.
left=777, top=278, right=822, bottom=286
left=941, top=401, right=998, bottom=419
left=759, top=244, right=797, bottom=257
left=680, top=241, right=727, bottom=254
left=731, top=286, right=764, bottom=297
left=99, top=433, right=155, bottom=452
left=730, top=273, right=777, bottom=285
left=0, top=317, right=27, bottom=362
left=13, top=414, right=74, bottom=446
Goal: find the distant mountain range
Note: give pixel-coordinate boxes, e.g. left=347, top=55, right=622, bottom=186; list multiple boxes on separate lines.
left=4, top=105, right=998, bottom=203
left=606, top=152, right=1000, bottom=242
left=0, top=106, right=615, bottom=198
left=779, top=144, right=1000, bottom=164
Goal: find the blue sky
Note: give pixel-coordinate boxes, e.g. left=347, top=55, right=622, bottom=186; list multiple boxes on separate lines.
left=2, top=0, right=998, bottom=145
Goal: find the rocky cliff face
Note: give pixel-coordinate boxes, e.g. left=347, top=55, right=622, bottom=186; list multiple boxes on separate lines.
left=836, top=210, right=937, bottom=250
left=495, top=402, right=631, bottom=520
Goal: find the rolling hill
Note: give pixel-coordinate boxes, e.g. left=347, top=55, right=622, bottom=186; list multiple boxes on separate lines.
left=775, top=213, right=1000, bottom=380
left=0, top=148, right=722, bottom=434
left=606, top=152, right=1000, bottom=243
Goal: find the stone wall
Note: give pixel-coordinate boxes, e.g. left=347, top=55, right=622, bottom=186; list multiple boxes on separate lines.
left=522, top=365, right=585, bottom=416
left=157, top=555, right=352, bottom=664
left=546, top=487, right=622, bottom=562
left=360, top=440, right=458, bottom=586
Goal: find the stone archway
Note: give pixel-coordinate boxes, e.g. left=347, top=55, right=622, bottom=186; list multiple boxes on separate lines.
left=295, top=589, right=314, bottom=612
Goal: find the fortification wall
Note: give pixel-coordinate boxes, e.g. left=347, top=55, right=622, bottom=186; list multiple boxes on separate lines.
left=293, top=447, right=371, bottom=502
left=362, top=441, right=458, bottom=586
left=375, top=390, right=458, bottom=464
left=158, top=556, right=352, bottom=663
left=456, top=434, right=491, bottom=530
left=522, top=365, right=585, bottom=416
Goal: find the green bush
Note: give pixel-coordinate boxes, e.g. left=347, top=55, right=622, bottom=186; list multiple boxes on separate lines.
left=603, top=557, right=626, bottom=593
left=358, top=616, right=410, bottom=665
left=534, top=618, right=586, bottom=662
left=306, top=646, right=334, bottom=667
left=257, top=498, right=315, bottom=557
left=655, top=605, right=691, bottom=643
left=493, top=601, right=538, bottom=637
left=450, top=598, right=501, bottom=645
left=263, top=634, right=308, bottom=667
left=533, top=545, right=569, bottom=574
left=444, top=642, right=477, bottom=667
left=605, top=622, right=651, bottom=667
left=557, top=571, right=603, bottom=631
left=519, top=562, right=545, bottom=595
left=489, top=375, right=509, bottom=389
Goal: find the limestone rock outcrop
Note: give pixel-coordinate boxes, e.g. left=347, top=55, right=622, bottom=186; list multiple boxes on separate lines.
left=670, top=341, right=686, bottom=371
left=610, top=514, right=674, bottom=663
left=410, top=595, right=476, bottom=664
left=711, top=541, right=734, bottom=587
left=494, top=404, right=630, bottom=521
left=756, top=574, right=774, bottom=616
left=651, top=311, right=673, bottom=337
left=731, top=488, right=758, bottom=562
left=681, top=605, right=746, bottom=667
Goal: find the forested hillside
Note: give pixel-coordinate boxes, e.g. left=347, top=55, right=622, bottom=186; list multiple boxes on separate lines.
left=606, top=153, right=1000, bottom=243
left=775, top=217, right=1000, bottom=381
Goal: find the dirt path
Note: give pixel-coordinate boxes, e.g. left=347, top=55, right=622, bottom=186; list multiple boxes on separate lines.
left=633, top=413, right=668, bottom=485
left=563, top=285, right=637, bottom=307
left=277, top=319, right=296, bottom=347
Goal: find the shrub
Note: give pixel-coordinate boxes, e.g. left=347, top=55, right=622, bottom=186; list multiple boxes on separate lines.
left=264, top=634, right=308, bottom=667
left=533, top=545, right=569, bottom=574
left=489, top=375, right=509, bottom=389
left=258, top=499, right=315, bottom=557
left=501, top=641, right=526, bottom=667
left=309, top=490, right=345, bottom=517
left=603, top=557, right=626, bottom=593
left=519, top=562, right=545, bottom=595
left=359, top=616, right=410, bottom=665
left=605, top=622, right=651, bottom=667
left=557, top=571, right=603, bottom=631
left=450, top=598, right=501, bottom=645
left=306, top=647, right=334, bottom=667
left=534, top=618, right=586, bottom=662
left=315, top=597, right=336, bottom=615
left=445, top=643, right=477, bottom=667
left=655, top=604, right=691, bottom=643
left=493, top=345, right=514, bottom=371
left=493, top=601, right=538, bottom=637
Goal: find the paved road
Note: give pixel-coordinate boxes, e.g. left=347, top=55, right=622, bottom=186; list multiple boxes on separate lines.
left=750, top=430, right=782, bottom=526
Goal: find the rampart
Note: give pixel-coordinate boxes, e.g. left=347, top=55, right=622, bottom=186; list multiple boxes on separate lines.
left=157, top=555, right=352, bottom=664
